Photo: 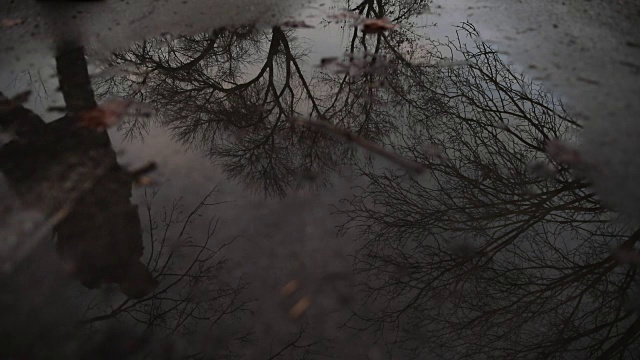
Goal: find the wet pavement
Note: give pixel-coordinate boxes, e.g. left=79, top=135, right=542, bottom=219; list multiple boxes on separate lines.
left=1, top=0, right=640, bottom=359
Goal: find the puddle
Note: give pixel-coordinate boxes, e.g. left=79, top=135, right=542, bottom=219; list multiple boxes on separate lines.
left=2, top=0, right=640, bottom=359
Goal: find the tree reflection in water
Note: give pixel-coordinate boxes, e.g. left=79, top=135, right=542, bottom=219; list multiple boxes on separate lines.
left=85, top=0, right=640, bottom=358
left=337, top=22, right=640, bottom=360
left=77, top=187, right=254, bottom=360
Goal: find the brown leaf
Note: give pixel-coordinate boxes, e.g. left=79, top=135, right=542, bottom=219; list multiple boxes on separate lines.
left=1, top=18, right=25, bottom=28
left=289, top=296, right=312, bottom=319
left=280, top=280, right=300, bottom=297
left=77, top=99, right=133, bottom=131
left=361, top=18, right=398, bottom=34
left=135, top=176, right=155, bottom=186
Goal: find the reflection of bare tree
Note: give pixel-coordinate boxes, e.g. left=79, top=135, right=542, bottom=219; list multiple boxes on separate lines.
left=77, top=188, right=331, bottom=359
left=338, top=23, right=640, bottom=359
left=96, top=27, right=343, bottom=197
left=348, top=0, right=430, bottom=20
left=264, top=323, right=329, bottom=360
left=94, top=0, right=438, bottom=197
left=87, top=2, right=640, bottom=358
left=79, top=188, right=252, bottom=358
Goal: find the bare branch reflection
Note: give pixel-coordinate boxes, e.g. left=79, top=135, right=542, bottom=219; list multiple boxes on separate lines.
left=337, top=23, right=640, bottom=359
left=84, top=1, right=640, bottom=358
left=79, top=188, right=253, bottom=359
left=93, top=0, right=437, bottom=197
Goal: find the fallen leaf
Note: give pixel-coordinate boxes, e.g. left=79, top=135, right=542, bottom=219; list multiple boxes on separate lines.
left=1, top=18, right=25, bottom=28
left=361, top=18, right=398, bottom=34
left=280, top=280, right=300, bottom=297
left=77, top=99, right=133, bottom=130
left=135, top=176, right=155, bottom=186
left=289, top=296, right=312, bottom=319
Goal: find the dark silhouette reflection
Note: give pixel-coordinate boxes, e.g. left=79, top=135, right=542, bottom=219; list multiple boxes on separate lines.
left=336, top=23, right=640, bottom=360
left=71, top=192, right=346, bottom=360
left=0, top=46, right=156, bottom=299
left=78, top=188, right=252, bottom=360
left=55, top=171, right=156, bottom=299
left=1, top=48, right=254, bottom=359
